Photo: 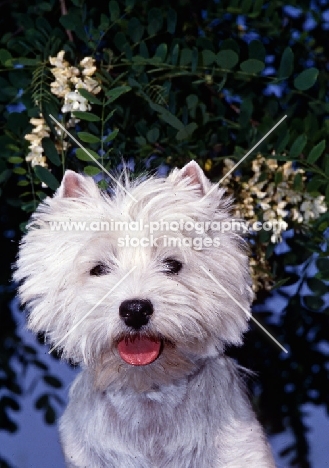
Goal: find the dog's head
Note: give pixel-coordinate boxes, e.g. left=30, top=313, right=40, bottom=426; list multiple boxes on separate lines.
left=14, top=162, right=252, bottom=392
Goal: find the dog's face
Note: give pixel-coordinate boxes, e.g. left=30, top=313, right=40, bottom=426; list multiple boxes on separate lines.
left=14, top=162, right=252, bottom=392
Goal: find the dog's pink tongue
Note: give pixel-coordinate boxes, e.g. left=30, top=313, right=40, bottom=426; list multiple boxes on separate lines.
left=118, top=336, right=161, bottom=366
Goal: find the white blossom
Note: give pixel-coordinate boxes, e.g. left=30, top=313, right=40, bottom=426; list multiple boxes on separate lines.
left=24, top=116, right=50, bottom=168
left=61, top=91, right=91, bottom=113
left=49, top=51, right=101, bottom=116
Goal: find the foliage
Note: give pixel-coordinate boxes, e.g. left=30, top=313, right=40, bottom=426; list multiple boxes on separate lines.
left=0, top=1, right=329, bottom=467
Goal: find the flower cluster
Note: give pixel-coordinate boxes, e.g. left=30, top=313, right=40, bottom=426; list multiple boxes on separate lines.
left=24, top=116, right=50, bottom=168
left=24, top=53, right=102, bottom=172
left=49, top=51, right=101, bottom=115
left=221, top=154, right=327, bottom=290
left=223, top=154, right=327, bottom=241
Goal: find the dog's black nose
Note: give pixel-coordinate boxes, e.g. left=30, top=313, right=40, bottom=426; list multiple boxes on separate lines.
left=119, top=299, right=154, bottom=329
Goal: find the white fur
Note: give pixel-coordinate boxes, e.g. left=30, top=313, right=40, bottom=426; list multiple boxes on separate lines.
left=14, top=161, right=275, bottom=467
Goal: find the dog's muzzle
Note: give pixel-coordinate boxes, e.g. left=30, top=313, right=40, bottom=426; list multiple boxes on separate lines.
left=118, top=299, right=162, bottom=366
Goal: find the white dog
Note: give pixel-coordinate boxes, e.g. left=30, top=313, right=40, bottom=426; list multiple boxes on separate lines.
left=14, top=161, right=275, bottom=467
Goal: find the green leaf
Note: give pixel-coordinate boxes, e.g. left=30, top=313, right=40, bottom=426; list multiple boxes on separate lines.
left=316, top=257, right=329, bottom=271
left=8, top=70, right=30, bottom=88
left=316, top=269, right=329, bottom=281
left=109, top=0, right=120, bottom=21
left=106, top=85, right=131, bottom=103
left=272, top=277, right=291, bottom=289
left=125, top=0, right=135, bottom=10
left=21, top=201, right=36, bottom=212
left=240, top=59, right=265, bottom=74
left=0, top=48, right=11, bottom=65
left=114, top=32, right=127, bottom=52
left=136, top=136, right=146, bottom=146
left=251, top=0, right=264, bottom=17
left=84, top=166, right=101, bottom=176
left=180, top=48, right=192, bottom=66
left=307, top=139, right=326, bottom=164
left=146, top=127, right=159, bottom=143
left=176, top=122, right=197, bottom=141
left=76, top=148, right=100, bottom=162
left=325, top=184, right=329, bottom=206
left=148, top=7, right=163, bottom=35
left=72, top=111, right=100, bottom=121
left=154, top=43, right=167, bottom=62
left=241, top=0, right=253, bottom=14
left=216, top=50, right=239, bottom=69
left=104, top=129, right=119, bottom=142
left=202, top=50, right=216, bottom=66
left=171, top=43, right=180, bottom=65
left=248, top=40, right=265, bottom=62
left=128, top=17, right=144, bottom=43
left=186, top=94, right=198, bottom=109
left=139, top=41, right=149, bottom=58
left=42, top=138, right=61, bottom=166
left=307, top=176, right=323, bottom=193
left=279, top=47, right=294, bottom=79
left=59, top=14, right=76, bottom=30
left=34, top=166, right=59, bottom=191
left=290, top=134, right=307, bottom=159
left=160, top=112, right=184, bottom=130
left=276, top=130, right=290, bottom=153
left=2, top=86, right=17, bottom=98
left=303, top=295, right=324, bottom=311
left=6, top=142, right=20, bottom=151
left=217, top=74, right=227, bottom=91
left=77, top=88, right=102, bottom=105
left=78, top=132, right=100, bottom=144
left=13, top=167, right=26, bottom=175
left=37, top=2, right=52, bottom=11
left=17, top=180, right=29, bottom=186
left=131, top=55, right=150, bottom=64
left=104, top=109, right=116, bottom=124
left=293, top=172, right=303, bottom=191
left=149, top=102, right=184, bottom=130
left=239, top=97, right=253, bottom=127
left=167, top=8, right=177, bottom=34
left=325, top=157, right=329, bottom=177
left=37, top=190, right=47, bottom=201
left=13, top=57, right=39, bottom=66
left=220, top=39, right=240, bottom=55
left=8, top=157, right=23, bottom=164
left=191, top=47, right=198, bottom=72
left=307, top=277, right=328, bottom=296
left=0, top=169, right=11, bottom=184
left=294, top=68, right=319, bottom=91
left=100, top=13, right=110, bottom=29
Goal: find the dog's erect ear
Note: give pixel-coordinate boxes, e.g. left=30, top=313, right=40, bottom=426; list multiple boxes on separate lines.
left=175, top=161, right=211, bottom=195
left=56, top=170, right=90, bottom=198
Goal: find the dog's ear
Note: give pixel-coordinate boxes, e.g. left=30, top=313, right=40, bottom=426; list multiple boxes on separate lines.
left=174, top=161, right=211, bottom=196
left=56, top=170, right=98, bottom=198
left=57, top=170, right=87, bottom=198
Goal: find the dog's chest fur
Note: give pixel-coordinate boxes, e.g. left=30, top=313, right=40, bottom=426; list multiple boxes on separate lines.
left=60, top=357, right=273, bottom=468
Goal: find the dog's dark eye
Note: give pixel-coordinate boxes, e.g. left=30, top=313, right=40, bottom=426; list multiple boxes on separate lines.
left=162, top=258, right=183, bottom=275
left=90, top=263, right=111, bottom=276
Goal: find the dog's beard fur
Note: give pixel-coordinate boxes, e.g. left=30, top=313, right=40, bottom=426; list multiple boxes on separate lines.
left=14, top=162, right=253, bottom=394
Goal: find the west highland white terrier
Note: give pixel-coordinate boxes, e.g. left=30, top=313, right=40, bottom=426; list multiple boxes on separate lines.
left=14, top=161, right=275, bottom=467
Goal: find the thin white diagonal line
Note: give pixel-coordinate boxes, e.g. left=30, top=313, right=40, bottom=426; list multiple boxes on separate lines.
left=49, top=114, right=137, bottom=202
left=48, top=266, right=136, bottom=354
left=201, top=266, right=288, bottom=354
left=202, top=114, right=287, bottom=200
